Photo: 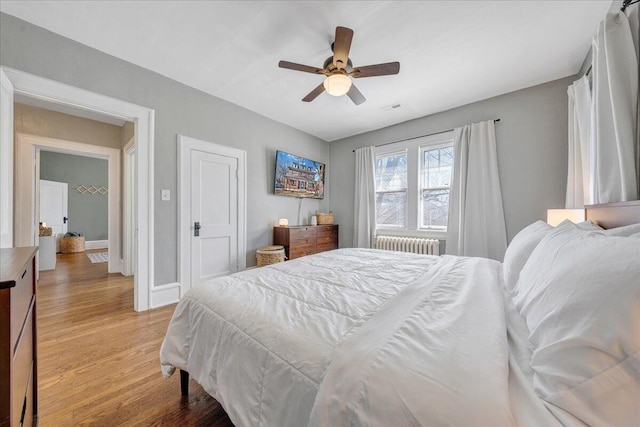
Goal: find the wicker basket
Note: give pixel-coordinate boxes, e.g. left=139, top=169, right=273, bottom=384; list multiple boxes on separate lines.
left=256, top=245, right=285, bottom=267
left=316, top=212, right=334, bottom=225
left=60, top=236, right=85, bottom=253
left=39, top=225, right=53, bottom=237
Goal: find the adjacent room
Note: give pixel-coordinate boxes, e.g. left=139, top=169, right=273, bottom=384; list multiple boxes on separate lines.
left=0, top=1, right=638, bottom=426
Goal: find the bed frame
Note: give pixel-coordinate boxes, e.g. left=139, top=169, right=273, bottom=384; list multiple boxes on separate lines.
left=177, top=200, right=640, bottom=397
left=585, top=200, right=640, bottom=229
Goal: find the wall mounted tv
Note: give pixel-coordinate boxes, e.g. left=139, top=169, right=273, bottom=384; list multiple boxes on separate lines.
left=274, top=150, right=325, bottom=200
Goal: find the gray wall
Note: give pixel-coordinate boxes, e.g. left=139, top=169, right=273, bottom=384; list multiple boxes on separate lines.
left=329, top=77, right=573, bottom=249
left=1, top=13, right=330, bottom=285
left=40, top=151, right=108, bottom=241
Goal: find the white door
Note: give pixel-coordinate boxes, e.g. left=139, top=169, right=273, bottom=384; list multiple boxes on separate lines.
left=40, top=179, right=68, bottom=252
left=179, top=135, right=246, bottom=292
left=191, top=150, right=238, bottom=284
left=0, top=69, right=13, bottom=248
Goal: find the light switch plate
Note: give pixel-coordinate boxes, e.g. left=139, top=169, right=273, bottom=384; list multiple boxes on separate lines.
left=161, top=189, right=170, bottom=201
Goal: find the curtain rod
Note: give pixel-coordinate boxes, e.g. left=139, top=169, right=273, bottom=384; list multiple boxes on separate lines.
left=352, top=119, right=501, bottom=153
left=621, top=0, right=637, bottom=12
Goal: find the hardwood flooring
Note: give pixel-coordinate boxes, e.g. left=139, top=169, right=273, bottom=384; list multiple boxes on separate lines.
left=37, top=251, right=235, bottom=426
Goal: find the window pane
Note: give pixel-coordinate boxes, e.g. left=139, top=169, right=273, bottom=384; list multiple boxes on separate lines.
left=375, top=152, right=407, bottom=191
left=376, top=191, right=407, bottom=227
left=422, top=146, right=453, bottom=188
left=421, top=189, right=449, bottom=227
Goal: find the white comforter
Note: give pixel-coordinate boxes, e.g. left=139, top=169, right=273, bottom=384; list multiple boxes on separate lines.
left=160, top=248, right=559, bottom=427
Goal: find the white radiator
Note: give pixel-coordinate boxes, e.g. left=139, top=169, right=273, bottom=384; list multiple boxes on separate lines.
left=375, top=235, right=440, bottom=256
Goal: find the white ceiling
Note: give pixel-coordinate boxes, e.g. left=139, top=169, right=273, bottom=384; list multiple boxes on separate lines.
left=1, top=1, right=611, bottom=141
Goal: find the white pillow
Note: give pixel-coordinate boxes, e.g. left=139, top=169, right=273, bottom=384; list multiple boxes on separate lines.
left=513, top=223, right=640, bottom=425
left=575, top=220, right=603, bottom=231
left=502, top=220, right=552, bottom=291
left=603, top=222, right=640, bottom=236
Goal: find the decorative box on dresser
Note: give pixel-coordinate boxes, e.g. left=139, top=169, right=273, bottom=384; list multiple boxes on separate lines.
left=1, top=247, right=38, bottom=427
left=273, top=225, right=339, bottom=260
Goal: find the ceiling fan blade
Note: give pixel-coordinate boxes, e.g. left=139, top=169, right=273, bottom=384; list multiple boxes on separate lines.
left=332, top=26, right=354, bottom=70
left=350, top=62, right=400, bottom=78
left=346, top=84, right=366, bottom=105
left=302, top=82, right=326, bottom=102
left=279, top=60, right=326, bottom=75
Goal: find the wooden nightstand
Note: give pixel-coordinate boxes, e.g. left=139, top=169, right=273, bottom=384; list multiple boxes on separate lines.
left=273, top=225, right=338, bottom=260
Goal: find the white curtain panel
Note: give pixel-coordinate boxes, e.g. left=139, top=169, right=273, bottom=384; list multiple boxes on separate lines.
left=566, top=75, right=592, bottom=208
left=629, top=4, right=640, bottom=195
left=591, top=9, right=639, bottom=203
left=447, top=120, right=507, bottom=261
left=353, top=146, right=376, bottom=248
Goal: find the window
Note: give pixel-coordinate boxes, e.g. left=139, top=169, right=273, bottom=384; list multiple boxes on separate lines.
left=373, top=132, right=454, bottom=234
left=420, top=144, right=453, bottom=229
left=375, top=151, right=407, bottom=227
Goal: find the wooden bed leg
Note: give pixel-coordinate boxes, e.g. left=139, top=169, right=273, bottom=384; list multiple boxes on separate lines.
left=180, top=369, right=189, bottom=396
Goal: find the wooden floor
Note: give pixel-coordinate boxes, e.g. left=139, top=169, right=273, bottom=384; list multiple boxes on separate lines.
left=37, top=251, right=235, bottom=426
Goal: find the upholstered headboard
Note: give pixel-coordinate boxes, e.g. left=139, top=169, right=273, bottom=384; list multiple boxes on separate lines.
left=585, top=200, right=640, bottom=229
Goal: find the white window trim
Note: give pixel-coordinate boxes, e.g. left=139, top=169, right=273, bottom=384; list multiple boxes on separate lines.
left=374, top=131, right=454, bottom=237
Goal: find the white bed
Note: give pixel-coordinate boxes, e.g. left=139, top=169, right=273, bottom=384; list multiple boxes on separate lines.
left=160, top=202, right=640, bottom=427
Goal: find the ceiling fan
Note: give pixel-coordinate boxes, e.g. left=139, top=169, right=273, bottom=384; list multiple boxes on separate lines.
left=278, top=26, right=400, bottom=105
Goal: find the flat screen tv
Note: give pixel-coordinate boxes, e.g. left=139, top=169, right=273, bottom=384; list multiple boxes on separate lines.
left=274, top=150, right=325, bottom=199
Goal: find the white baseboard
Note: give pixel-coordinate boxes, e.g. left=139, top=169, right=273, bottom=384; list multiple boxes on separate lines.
left=150, top=282, right=181, bottom=308
left=85, top=240, right=108, bottom=250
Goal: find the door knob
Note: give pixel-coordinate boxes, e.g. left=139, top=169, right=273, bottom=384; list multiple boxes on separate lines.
left=194, top=221, right=201, bottom=237
left=63, top=216, right=69, bottom=224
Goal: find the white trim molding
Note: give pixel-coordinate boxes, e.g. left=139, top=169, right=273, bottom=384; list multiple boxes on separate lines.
left=1, top=66, right=155, bottom=311
left=151, top=282, right=181, bottom=308
left=85, top=240, right=109, bottom=250
left=123, top=137, right=135, bottom=277
left=0, top=70, right=14, bottom=248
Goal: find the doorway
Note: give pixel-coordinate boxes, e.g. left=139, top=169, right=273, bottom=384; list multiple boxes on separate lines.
left=16, top=133, right=122, bottom=273
left=0, top=66, right=155, bottom=311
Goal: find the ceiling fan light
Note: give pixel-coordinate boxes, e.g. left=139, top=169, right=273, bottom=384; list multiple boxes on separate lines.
left=323, top=74, right=352, bottom=96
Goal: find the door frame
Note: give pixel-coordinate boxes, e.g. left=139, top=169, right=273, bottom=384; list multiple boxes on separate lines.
left=0, top=69, right=14, bottom=248
left=16, top=133, right=121, bottom=271
left=123, top=137, right=135, bottom=276
left=0, top=66, right=155, bottom=311
left=178, top=134, right=246, bottom=296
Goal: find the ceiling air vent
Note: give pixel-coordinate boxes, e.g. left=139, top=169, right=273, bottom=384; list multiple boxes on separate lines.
left=381, top=103, right=401, bottom=112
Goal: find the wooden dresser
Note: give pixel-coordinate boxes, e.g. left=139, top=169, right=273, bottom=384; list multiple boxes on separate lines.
left=1, top=247, right=38, bottom=427
left=273, top=225, right=338, bottom=260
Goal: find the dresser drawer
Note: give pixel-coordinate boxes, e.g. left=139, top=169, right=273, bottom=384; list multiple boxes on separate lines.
left=289, top=227, right=316, bottom=243
left=12, top=303, right=33, bottom=426
left=317, top=241, right=338, bottom=252
left=22, top=365, right=34, bottom=427
left=11, top=261, right=34, bottom=350
left=316, top=225, right=336, bottom=233
left=316, top=235, right=336, bottom=245
left=317, top=231, right=337, bottom=240
left=289, top=244, right=316, bottom=259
